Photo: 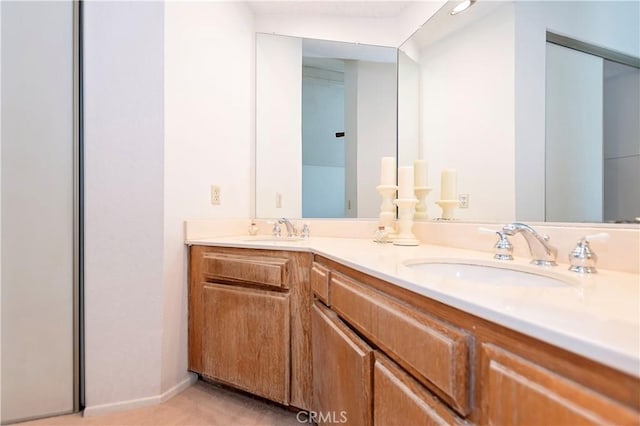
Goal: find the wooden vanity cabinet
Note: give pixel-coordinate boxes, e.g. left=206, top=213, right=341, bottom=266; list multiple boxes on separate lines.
left=189, top=246, right=639, bottom=425
left=313, top=255, right=640, bottom=426
left=189, top=245, right=312, bottom=409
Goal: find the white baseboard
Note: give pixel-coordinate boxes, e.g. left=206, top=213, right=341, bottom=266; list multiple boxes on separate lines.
left=83, top=373, right=198, bottom=417
left=160, top=372, right=198, bottom=403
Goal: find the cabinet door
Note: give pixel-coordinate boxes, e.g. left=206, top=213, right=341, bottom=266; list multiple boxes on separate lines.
left=481, top=344, right=639, bottom=425
left=312, top=301, right=373, bottom=426
left=201, top=283, right=290, bottom=404
left=374, top=354, right=465, bottom=426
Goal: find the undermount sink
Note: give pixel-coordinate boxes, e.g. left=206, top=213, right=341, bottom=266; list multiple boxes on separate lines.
left=403, top=260, right=573, bottom=287
left=242, top=236, right=306, bottom=242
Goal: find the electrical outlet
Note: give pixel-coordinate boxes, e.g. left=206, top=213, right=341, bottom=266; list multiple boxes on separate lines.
left=211, top=185, right=221, bottom=205
left=276, top=192, right=282, bottom=208
left=459, top=193, right=469, bottom=209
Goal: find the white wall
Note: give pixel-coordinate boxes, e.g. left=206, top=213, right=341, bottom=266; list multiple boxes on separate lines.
left=357, top=61, right=397, bottom=218
left=163, top=0, right=254, bottom=393
left=83, top=1, right=165, bottom=410
left=255, top=34, right=302, bottom=218
left=396, top=1, right=448, bottom=47
left=256, top=14, right=397, bottom=48
left=1, top=2, right=75, bottom=422
left=515, top=0, right=640, bottom=220
left=254, top=1, right=446, bottom=49
left=84, top=1, right=256, bottom=412
left=419, top=3, right=516, bottom=221
left=398, top=50, right=420, bottom=166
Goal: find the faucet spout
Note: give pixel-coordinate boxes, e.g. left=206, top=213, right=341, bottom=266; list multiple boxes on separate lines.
left=278, top=218, right=297, bottom=237
left=502, top=223, right=557, bottom=266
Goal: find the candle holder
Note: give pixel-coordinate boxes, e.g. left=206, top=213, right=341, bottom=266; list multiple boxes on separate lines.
left=376, top=185, right=397, bottom=234
left=393, top=198, right=419, bottom=246
left=435, top=199, right=459, bottom=220
left=414, top=186, right=432, bottom=220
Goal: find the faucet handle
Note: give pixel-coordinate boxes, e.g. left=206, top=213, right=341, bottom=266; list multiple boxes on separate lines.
left=268, top=221, right=281, bottom=237
left=479, top=227, right=513, bottom=260
left=568, top=233, right=608, bottom=274
left=301, top=223, right=310, bottom=239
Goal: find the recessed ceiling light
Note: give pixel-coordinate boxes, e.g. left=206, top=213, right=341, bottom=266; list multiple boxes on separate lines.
left=450, top=0, right=476, bottom=15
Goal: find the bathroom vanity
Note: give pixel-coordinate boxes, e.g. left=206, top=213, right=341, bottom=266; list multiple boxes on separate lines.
left=187, top=235, right=639, bottom=425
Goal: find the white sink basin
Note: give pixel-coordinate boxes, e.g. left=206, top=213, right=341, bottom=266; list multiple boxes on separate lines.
left=403, top=260, right=572, bottom=287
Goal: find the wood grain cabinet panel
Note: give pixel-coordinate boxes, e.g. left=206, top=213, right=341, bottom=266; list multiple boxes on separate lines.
left=311, top=262, right=330, bottom=304
left=330, top=272, right=471, bottom=415
left=201, top=283, right=290, bottom=405
left=481, top=343, right=639, bottom=426
left=374, top=353, right=466, bottom=426
left=312, top=301, right=373, bottom=426
left=202, top=252, right=290, bottom=289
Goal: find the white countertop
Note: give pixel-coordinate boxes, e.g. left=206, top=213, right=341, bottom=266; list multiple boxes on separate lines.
left=186, top=235, right=640, bottom=378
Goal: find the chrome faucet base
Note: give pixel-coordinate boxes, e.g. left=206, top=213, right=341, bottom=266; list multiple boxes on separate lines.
left=531, top=259, right=557, bottom=267
left=569, top=265, right=597, bottom=274
left=494, top=253, right=514, bottom=261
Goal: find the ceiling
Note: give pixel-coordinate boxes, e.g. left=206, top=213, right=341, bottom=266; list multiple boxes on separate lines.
left=247, top=1, right=415, bottom=18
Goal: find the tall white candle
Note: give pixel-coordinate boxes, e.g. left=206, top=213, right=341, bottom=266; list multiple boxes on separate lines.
left=398, top=166, right=414, bottom=199
left=441, top=169, right=457, bottom=200
left=380, top=157, right=396, bottom=186
left=414, top=159, right=427, bottom=187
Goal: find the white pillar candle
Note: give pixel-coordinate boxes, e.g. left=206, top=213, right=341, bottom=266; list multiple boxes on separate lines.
left=414, top=159, right=427, bottom=187
left=441, top=169, right=457, bottom=200
left=398, top=166, right=414, bottom=199
left=380, top=157, right=396, bottom=186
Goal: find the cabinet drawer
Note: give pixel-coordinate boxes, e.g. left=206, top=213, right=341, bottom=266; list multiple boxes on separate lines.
left=481, top=343, right=639, bottom=425
left=201, top=252, right=290, bottom=289
left=330, top=273, right=471, bottom=415
left=311, top=263, right=330, bottom=304
left=374, top=353, right=466, bottom=426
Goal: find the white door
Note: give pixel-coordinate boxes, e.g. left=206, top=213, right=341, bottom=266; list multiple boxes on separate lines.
left=545, top=42, right=603, bottom=222
left=1, top=1, right=77, bottom=422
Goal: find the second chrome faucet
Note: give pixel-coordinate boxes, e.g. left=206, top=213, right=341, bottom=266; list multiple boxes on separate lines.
left=502, top=223, right=558, bottom=266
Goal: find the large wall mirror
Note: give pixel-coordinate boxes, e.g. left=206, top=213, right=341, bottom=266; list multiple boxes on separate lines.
left=256, top=33, right=397, bottom=219
left=399, top=0, right=639, bottom=224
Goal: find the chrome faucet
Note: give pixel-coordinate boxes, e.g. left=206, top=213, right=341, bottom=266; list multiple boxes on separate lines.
left=502, top=223, right=557, bottom=266
left=278, top=218, right=297, bottom=238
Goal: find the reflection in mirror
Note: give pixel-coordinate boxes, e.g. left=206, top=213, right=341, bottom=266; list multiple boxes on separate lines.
left=398, top=1, right=639, bottom=224
left=546, top=39, right=640, bottom=223
left=256, top=34, right=397, bottom=219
